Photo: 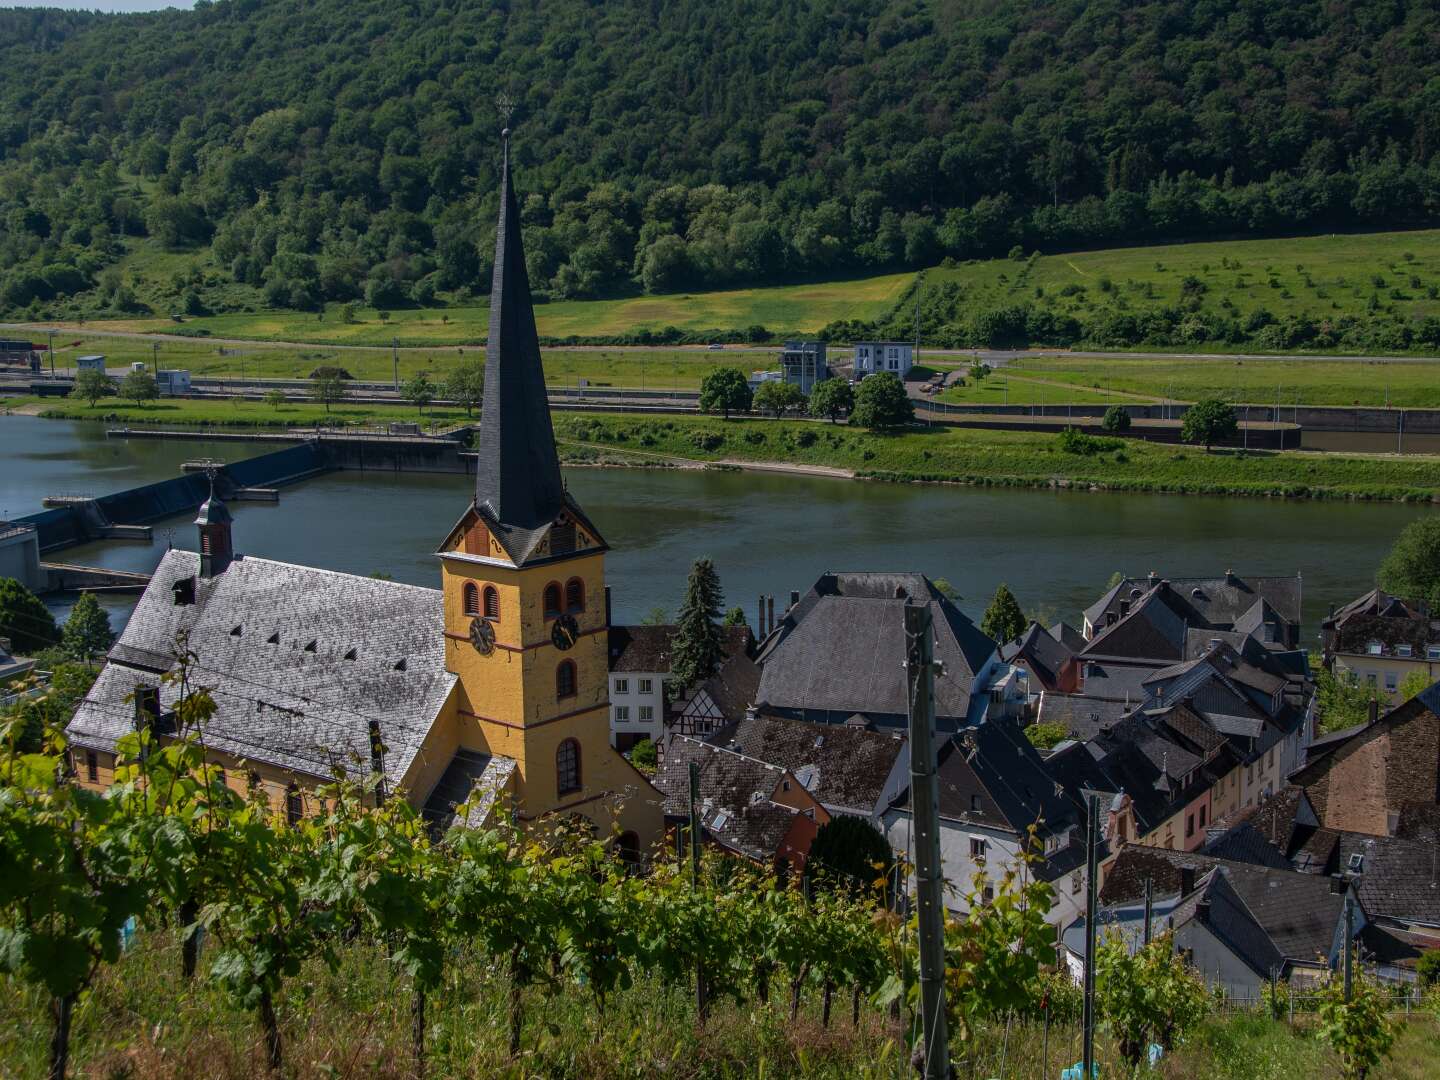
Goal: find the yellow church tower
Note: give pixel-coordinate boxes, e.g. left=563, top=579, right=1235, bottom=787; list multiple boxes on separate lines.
left=437, top=130, right=662, bottom=853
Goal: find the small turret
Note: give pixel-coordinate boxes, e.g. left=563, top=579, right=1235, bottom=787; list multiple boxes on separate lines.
left=195, top=474, right=233, bottom=579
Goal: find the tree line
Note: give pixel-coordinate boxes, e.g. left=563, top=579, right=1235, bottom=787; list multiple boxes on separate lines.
left=2, top=0, right=1440, bottom=320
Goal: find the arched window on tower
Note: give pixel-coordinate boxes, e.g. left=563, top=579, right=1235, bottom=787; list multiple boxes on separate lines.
left=556, top=738, right=581, bottom=795
left=556, top=660, right=577, bottom=699
left=544, top=583, right=562, bottom=617
left=483, top=585, right=500, bottom=620
left=463, top=582, right=480, bottom=616
left=565, top=578, right=585, bottom=614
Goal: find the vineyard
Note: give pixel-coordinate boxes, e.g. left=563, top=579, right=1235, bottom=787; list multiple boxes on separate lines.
left=0, top=664, right=1422, bottom=1079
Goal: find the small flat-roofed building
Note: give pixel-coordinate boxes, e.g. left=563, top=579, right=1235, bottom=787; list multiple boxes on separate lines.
left=852, top=341, right=914, bottom=379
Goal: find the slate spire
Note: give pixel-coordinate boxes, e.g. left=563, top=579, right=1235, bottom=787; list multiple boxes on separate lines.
left=473, top=129, right=565, bottom=531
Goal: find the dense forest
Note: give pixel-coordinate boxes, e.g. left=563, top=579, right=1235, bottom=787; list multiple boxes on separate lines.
left=2, top=0, right=1439, bottom=321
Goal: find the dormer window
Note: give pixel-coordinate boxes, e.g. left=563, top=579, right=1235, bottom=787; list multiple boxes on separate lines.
left=1429, top=646, right=1440, bottom=661
left=1396, top=644, right=1412, bottom=658
left=1367, top=641, right=1383, bottom=655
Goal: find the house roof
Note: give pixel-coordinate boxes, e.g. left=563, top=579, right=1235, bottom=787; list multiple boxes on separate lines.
left=68, top=549, right=457, bottom=789
left=1033, top=693, right=1131, bottom=741
left=1169, top=867, right=1285, bottom=978
left=1000, top=621, right=1074, bottom=688
left=1051, top=622, right=1087, bottom=652
left=1101, top=845, right=1349, bottom=964
left=1086, top=573, right=1302, bottom=635
left=755, top=572, right=994, bottom=725
left=473, top=132, right=566, bottom=534
left=706, top=712, right=905, bottom=815
left=608, top=625, right=677, bottom=673
left=1081, top=585, right=1194, bottom=663
left=1323, top=589, right=1439, bottom=654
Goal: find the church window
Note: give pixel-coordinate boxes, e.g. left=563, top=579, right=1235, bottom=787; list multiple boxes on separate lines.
left=285, top=784, right=303, bottom=825
left=463, top=583, right=480, bottom=616
left=483, top=586, right=500, bottom=620
left=566, top=578, right=585, bottom=613
left=556, top=738, right=581, bottom=795
left=544, top=583, right=563, bottom=617
left=556, top=660, right=577, bottom=699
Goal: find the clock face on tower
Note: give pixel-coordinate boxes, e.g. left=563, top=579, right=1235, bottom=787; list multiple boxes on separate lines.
left=551, top=613, right=579, bottom=651
left=469, top=615, right=495, bottom=656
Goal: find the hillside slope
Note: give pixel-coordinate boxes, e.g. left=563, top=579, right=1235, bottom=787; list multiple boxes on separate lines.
left=2, top=0, right=1439, bottom=322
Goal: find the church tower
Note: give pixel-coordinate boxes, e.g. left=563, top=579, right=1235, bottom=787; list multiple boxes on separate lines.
left=437, top=131, right=661, bottom=848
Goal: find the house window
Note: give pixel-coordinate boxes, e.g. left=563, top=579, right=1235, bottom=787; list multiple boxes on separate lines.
left=543, top=583, right=563, bottom=617
left=639, top=679, right=653, bottom=694
left=970, top=795, right=981, bottom=813
left=1199, top=805, right=1207, bottom=828
left=556, top=738, right=581, bottom=795
left=1072, top=871, right=1083, bottom=894
left=483, top=586, right=500, bottom=620
left=1366, top=672, right=1377, bottom=688
left=969, top=837, right=987, bottom=860
left=463, top=583, right=480, bottom=617
left=1428, top=646, right=1440, bottom=661
left=639, top=706, right=654, bottom=722
left=982, top=885, right=994, bottom=905
left=1396, top=644, right=1412, bottom=658
left=1186, top=814, right=1195, bottom=839
left=285, top=785, right=303, bottom=826
left=1267, top=748, right=1274, bottom=769
left=565, top=578, right=585, bottom=614
left=213, top=765, right=226, bottom=790
left=1367, top=641, right=1383, bottom=655
left=556, top=660, right=577, bottom=699
left=614, top=705, right=630, bottom=722
left=85, top=750, right=98, bottom=783
left=1385, top=671, right=1398, bottom=692
left=614, top=678, right=629, bottom=694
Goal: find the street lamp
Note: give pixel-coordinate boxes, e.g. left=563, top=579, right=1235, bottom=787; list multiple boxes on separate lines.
left=47, top=328, right=56, bottom=377
left=152, top=341, right=160, bottom=376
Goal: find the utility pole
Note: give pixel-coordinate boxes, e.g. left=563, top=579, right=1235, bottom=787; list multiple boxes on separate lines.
left=688, top=760, right=707, bottom=1020
left=152, top=341, right=160, bottom=377
left=393, top=337, right=400, bottom=392
left=1082, top=792, right=1100, bottom=1079
left=1143, top=875, right=1153, bottom=947
left=904, top=601, right=950, bottom=1080
left=47, top=328, right=56, bottom=377
left=1343, top=894, right=1354, bottom=1001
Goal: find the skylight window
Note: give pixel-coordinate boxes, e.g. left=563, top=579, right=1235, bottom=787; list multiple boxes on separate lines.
left=344, top=648, right=357, bottom=661
left=267, top=632, right=279, bottom=645
left=304, top=640, right=317, bottom=653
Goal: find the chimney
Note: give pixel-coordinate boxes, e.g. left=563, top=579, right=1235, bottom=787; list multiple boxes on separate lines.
left=1224, top=568, right=1236, bottom=584
left=368, top=719, right=387, bottom=805
left=604, top=585, right=613, bottom=628
left=1329, top=876, right=1347, bottom=895
left=1148, top=570, right=1158, bottom=587
left=1158, top=578, right=1170, bottom=593
left=1178, top=865, right=1197, bottom=895
left=790, top=589, right=800, bottom=608
left=1367, top=697, right=1379, bottom=725
left=768, top=595, right=775, bottom=633
left=133, top=682, right=161, bottom=733
left=758, top=594, right=766, bottom=636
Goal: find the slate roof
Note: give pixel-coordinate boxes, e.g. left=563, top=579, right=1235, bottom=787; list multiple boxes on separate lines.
left=1033, top=693, right=1131, bottom=741
left=1170, top=867, right=1285, bottom=978
left=1101, top=845, right=1349, bottom=965
left=1322, top=589, right=1440, bottom=655
left=1051, top=622, right=1087, bottom=652
left=1334, top=833, right=1440, bottom=928
left=755, top=572, right=995, bottom=727
left=1085, top=573, right=1302, bottom=638
left=422, top=750, right=516, bottom=833
left=608, top=625, right=677, bottom=673
left=68, top=549, right=458, bottom=789
left=706, top=712, right=906, bottom=815
left=1081, top=585, right=1194, bottom=663
left=473, top=132, right=566, bottom=534
left=1000, top=621, right=1074, bottom=689
left=656, top=733, right=808, bottom=862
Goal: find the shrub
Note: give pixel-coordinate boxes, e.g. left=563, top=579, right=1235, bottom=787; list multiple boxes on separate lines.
left=1101, top=405, right=1131, bottom=433
left=689, top=431, right=724, bottom=452
left=1057, top=427, right=1124, bottom=455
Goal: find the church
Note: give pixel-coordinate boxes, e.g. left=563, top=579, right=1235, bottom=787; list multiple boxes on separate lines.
left=66, top=133, right=664, bottom=854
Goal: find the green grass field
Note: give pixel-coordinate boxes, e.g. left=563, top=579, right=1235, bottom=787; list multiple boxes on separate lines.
left=1006, top=355, right=1440, bottom=408
left=931, top=372, right=1149, bottom=407
left=928, top=228, right=1440, bottom=332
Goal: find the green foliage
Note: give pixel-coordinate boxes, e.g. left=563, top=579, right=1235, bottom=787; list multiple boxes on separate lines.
left=1378, top=518, right=1440, bottom=609
left=70, top=369, right=113, bottom=407
left=60, top=593, right=113, bottom=660
left=850, top=372, right=914, bottom=430
left=931, top=577, right=960, bottom=600
left=0, top=577, right=58, bottom=654
left=1181, top=398, right=1239, bottom=450
left=806, top=815, right=894, bottom=901
left=401, top=372, right=436, bottom=414
left=980, top=584, right=1026, bottom=644
left=443, top=359, right=485, bottom=416
left=119, top=369, right=158, bottom=406
left=1095, top=932, right=1210, bottom=1064
left=698, top=368, right=753, bottom=419
left=1101, top=405, right=1132, bottom=433
left=1316, top=972, right=1396, bottom=1080
left=628, top=738, right=657, bottom=773
left=1315, top=665, right=1376, bottom=734
left=808, top=377, right=855, bottom=423
left=1025, top=722, right=1068, bottom=750
left=1398, top=670, right=1433, bottom=702
left=263, top=387, right=286, bottom=410
left=669, top=558, right=725, bottom=692
left=1416, top=947, right=1440, bottom=987
left=752, top=379, right=806, bottom=417
left=1057, top=427, right=1125, bottom=455
left=723, top=606, right=749, bottom=628
left=310, top=371, right=349, bottom=414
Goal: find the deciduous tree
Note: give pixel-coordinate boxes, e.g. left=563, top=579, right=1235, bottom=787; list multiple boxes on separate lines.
left=699, top=368, right=752, bottom=420
left=850, top=372, right=913, bottom=430
left=808, top=377, right=854, bottom=423
left=1378, top=518, right=1440, bottom=608
left=1180, top=398, right=1238, bottom=450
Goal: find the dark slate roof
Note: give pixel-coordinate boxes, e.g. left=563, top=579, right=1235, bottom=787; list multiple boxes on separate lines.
left=68, top=550, right=458, bottom=788
left=656, top=734, right=805, bottom=861
left=1000, top=621, right=1074, bottom=688
left=893, top=720, right=1079, bottom=837
left=608, top=625, right=677, bottom=673
left=706, top=712, right=905, bottom=815
left=1086, top=573, right=1302, bottom=636
left=682, top=650, right=762, bottom=723
left=1102, top=845, right=1349, bottom=964
left=1080, top=585, right=1195, bottom=663
left=423, top=748, right=499, bottom=832
left=473, top=133, right=566, bottom=533
left=1170, top=867, right=1285, bottom=978
left=1323, top=589, right=1440, bottom=655
left=1075, top=661, right=1157, bottom=703
left=1051, top=622, right=1087, bottom=652
left=1202, top=821, right=1295, bottom=870
left=755, top=572, right=995, bottom=726
left=1033, top=693, right=1131, bottom=741
left=1333, top=833, right=1440, bottom=927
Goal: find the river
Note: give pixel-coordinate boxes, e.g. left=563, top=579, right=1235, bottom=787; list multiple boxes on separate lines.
left=2, top=415, right=1435, bottom=643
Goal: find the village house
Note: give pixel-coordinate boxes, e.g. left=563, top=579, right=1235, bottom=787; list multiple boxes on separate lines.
left=66, top=134, right=663, bottom=852
left=606, top=624, right=673, bottom=752
left=851, top=341, right=914, bottom=380
left=1321, top=588, right=1440, bottom=701
left=665, top=626, right=759, bottom=741
left=1082, top=570, right=1302, bottom=649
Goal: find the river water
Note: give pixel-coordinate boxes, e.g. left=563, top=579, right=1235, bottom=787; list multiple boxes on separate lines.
left=2, top=415, right=1434, bottom=643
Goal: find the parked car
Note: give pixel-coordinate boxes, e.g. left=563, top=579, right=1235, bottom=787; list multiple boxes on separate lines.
left=707, top=343, right=724, bottom=350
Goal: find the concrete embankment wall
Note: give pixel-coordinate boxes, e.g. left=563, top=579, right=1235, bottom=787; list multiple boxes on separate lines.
left=919, top=400, right=1437, bottom=433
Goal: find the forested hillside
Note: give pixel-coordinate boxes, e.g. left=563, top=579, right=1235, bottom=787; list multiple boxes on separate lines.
left=2, top=0, right=1439, bottom=321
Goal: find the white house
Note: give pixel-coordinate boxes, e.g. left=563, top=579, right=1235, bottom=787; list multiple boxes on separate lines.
left=606, top=625, right=673, bottom=752
left=852, top=341, right=914, bottom=379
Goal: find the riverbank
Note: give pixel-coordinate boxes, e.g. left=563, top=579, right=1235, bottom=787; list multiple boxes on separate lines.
left=554, top=415, right=1440, bottom=502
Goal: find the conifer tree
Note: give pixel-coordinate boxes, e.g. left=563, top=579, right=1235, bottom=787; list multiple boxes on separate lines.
left=61, top=592, right=114, bottom=660
left=980, top=583, right=1026, bottom=644
left=669, top=558, right=725, bottom=694
left=0, top=577, right=59, bottom=654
